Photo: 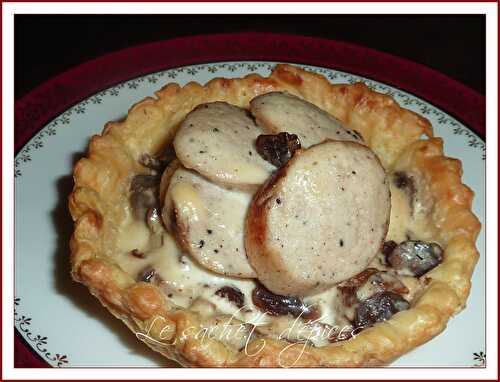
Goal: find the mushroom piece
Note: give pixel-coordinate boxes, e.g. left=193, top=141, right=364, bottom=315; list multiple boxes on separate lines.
left=131, top=151, right=175, bottom=220
left=139, top=148, right=175, bottom=174
left=255, top=132, right=301, bottom=167
left=353, top=291, right=410, bottom=329
left=386, top=240, right=444, bottom=277
left=130, top=174, right=160, bottom=220
left=337, top=268, right=379, bottom=307
left=355, top=271, right=409, bottom=301
left=215, top=286, right=246, bottom=309
left=392, top=171, right=416, bottom=211
left=252, top=283, right=320, bottom=320
left=337, top=268, right=409, bottom=307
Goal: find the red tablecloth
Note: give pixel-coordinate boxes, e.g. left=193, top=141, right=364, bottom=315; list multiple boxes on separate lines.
left=14, top=32, right=485, bottom=367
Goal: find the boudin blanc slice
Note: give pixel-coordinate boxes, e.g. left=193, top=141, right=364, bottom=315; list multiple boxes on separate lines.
left=250, top=91, right=364, bottom=148
left=162, top=166, right=257, bottom=278
left=174, top=102, right=276, bottom=190
left=245, top=140, right=391, bottom=296
left=159, top=159, right=181, bottom=204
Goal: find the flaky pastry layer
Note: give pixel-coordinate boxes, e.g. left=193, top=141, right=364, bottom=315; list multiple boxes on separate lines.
left=69, top=64, right=480, bottom=367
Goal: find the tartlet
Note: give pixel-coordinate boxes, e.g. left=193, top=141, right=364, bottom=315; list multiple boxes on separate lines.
left=69, top=64, right=480, bottom=367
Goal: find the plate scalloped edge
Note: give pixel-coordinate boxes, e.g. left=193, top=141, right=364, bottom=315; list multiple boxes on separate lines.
left=14, top=62, right=485, bottom=179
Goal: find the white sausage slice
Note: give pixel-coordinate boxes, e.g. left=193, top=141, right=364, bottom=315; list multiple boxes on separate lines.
left=162, top=166, right=257, bottom=278
left=174, top=102, right=275, bottom=190
left=245, top=140, right=390, bottom=296
left=250, top=92, right=363, bottom=148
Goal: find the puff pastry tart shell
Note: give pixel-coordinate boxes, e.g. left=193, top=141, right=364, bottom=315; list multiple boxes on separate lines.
left=69, top=64, right=480, bottom=367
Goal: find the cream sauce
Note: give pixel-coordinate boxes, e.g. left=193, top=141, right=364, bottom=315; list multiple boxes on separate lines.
left=115, top=220, right=356, bottom=345
left=387, top=175, right=438, bottom=243
left=115, top=168, right=429, bottom=347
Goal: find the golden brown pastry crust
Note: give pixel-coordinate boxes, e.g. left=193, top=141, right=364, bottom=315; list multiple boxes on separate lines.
left=69, top=64, right=480, bottom=367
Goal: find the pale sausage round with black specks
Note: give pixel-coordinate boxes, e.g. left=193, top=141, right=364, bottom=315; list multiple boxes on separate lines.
left=173, top=102, right=276, bottom=190
left=162, top=166, right=257, bottom=278
left=250, top=91, right=364, bottom=148
left=245, top=140, right=391, bottom=296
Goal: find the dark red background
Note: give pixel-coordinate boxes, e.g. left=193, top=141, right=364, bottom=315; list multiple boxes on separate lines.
left=15, top=15, right=485, bottom=99
left=14, top=30, right=485, bottom=368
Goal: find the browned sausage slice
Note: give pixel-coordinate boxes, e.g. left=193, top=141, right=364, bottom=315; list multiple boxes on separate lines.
left=162, top=166, right=257, bottom=278
left=245, top=140, right=390, bottom=296
left=250, top=91, right=363, bottom=148
left=174, top=102, right=276, bottom=190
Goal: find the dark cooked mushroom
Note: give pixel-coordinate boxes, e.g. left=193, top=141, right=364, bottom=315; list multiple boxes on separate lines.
left=252, top=283, right=320, bottom=320
left=392, top=171, right=416, bottom=210
left=139, top=148, right=176, bottom=173
left=353, top=291, right=410, bottom=329
left=130, top=174, right=160, bottom=192
left=338, top=268, right=408, bottom=307
left=130, top=150, right=174, bottom=221
left=255, top=132, right=301, bottom=167
left=354, top=272, right=409, bottom=304
left=381, top=240, right=398, bottom=256
left=386, top=240, right=444, bottom=277
left=130, top=249, right=145, bottom=259
left=130, top=174, right=160, bottom=220
left=393, top=171, right=415, bottom=193
left=337, top=268, right=379, bottom=307
left=365, top=272, right=409, bottom=295
left=340, top=268, right=380, bottom=289
left=215, top=286, right=245, bottom=309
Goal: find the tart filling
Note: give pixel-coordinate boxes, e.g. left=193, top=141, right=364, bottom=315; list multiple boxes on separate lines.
left=69, top=64, right=480, bottom=367
left=116, top=169, right=437, bottom=348
left=114, top=92, right=445, bottom=349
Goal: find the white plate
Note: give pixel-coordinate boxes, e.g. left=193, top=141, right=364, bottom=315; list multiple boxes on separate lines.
left=14, top=61, right=486, bottom=368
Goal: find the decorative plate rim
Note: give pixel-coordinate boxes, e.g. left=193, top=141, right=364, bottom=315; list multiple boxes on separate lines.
left=14, top=32, right=485, bottom=152
left=14, top=61, right=485, bottom=179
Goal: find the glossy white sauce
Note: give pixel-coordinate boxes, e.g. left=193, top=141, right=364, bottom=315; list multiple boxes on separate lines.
left=114, top=168, right=426, bottom=347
